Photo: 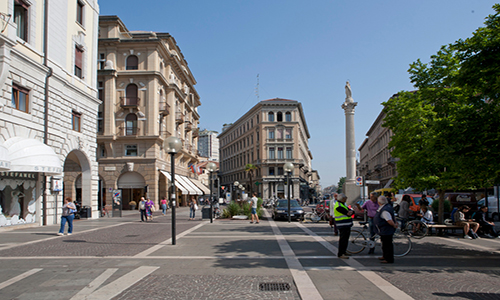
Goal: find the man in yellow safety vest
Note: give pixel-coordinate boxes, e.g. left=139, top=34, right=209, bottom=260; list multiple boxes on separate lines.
left=334, top=193, right=354, bottom=259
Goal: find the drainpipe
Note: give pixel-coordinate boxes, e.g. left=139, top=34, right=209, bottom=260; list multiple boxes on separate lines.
left=42, top=0, right=52, bottom=226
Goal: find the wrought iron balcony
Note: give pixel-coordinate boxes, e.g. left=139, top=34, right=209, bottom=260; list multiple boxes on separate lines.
left=119, top=126, right=140, bottom=136
left=175, top=112, right=184, bottom=124
left=120, top=97, right=140, bottom=108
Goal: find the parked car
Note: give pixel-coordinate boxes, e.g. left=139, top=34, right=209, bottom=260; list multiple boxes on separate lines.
left=477, top=196, right=499, bottom=221
left=272, top=199, right=305, bottom=221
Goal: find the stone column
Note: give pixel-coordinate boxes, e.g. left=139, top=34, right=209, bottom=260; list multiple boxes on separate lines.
left=341, top=82, right=360, bottom=204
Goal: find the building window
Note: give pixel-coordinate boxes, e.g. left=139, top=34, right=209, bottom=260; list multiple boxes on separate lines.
left=97, top=111, right=103, bottom=133
left=286, top=147, right=292, bottom=159
left=285, top=112, right=291, bottom=122
left=268, top=112, right=274, bottom=122
left=269, top=147, right=275, bottom=159
left=278, top=167, right=284, bottom=175
left=125, top=145, right=138, bottom=156
left=14, top=0, right=29, bottom=42
left=277, top=147, right=283, bottom=159
left=72, top=111, right=82, bottom=132
left=75, top=46, right=84, bottom=78
left=276, top=128, right=283, bottom=139
left=99, top=144, right=106, bottom=157
left=277, top=112, right=283, bottom=122
left=76, top=0, right=84, bottom=26
left=269, top=167, right=275, bottom=176
left=125, top=113, right=138, bottom=135
left=126, top=55, right=138, bottom=70
left=11, top=84, right=29, bottom=112
left=285, top=129, right=292, bottom=139
left=125, top=84, right=138, bottom=105
left=98, top=53, right=106, bottom=70
left=269, top=129, right=275, bottom=139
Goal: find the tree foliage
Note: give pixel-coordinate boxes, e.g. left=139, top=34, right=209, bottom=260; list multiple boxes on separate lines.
left=383, top=5, right=500, bottom=222
left=337, top=177, right=346, bottom=193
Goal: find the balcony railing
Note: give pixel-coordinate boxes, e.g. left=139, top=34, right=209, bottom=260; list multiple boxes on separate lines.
left=120, top=97, right=140, bottom=108
left=185, top=122, right=192, bottom=131
left=159, top=102, right=170, bottom=115
left=175, top=112, right=184, bottom=124
left=119, top=126, right=140, bottom=136
left=192, top=127, right=199, bottom=137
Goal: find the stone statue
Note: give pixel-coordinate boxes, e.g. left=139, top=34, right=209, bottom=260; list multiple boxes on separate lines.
left=345, top=81, right=353, bottom=102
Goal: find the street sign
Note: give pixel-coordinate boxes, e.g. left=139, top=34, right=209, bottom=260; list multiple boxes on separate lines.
left=355, top=176, right=363, bottom=186
left=365, top=180, right=380, bottom=185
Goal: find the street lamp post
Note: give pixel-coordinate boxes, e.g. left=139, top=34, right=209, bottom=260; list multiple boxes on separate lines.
left=207, top=162, right=217, bottom=223
left=165, top=136, right=182, bottom=245
left=284, top=162, right=294, bottom=223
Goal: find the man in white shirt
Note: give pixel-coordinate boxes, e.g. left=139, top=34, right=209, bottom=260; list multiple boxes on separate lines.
left=250, top=193, right=260, bottom=224
left=329, top=193, right=339, bottom=235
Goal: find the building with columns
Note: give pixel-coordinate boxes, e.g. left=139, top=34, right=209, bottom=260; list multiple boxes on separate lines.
left=97, top=16, right=206, bottom=208
left=218, top=98, right=315, bottom=201
left=0, top=0, right=100, bottom=226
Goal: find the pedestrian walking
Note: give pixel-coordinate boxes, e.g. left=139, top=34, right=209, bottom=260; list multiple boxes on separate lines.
left=249, top=193, right=260, bottom=224
left=139, top=197, right=147, bottom=222
left=189, top=196, right=198, bottom=220
left=146, top=198, right=155, bottom=221
left=334, top=193, right=354, bottom=259
left=329, top=193, right=339, bottom=235
left=161, top=197, right=168, bottom=216
left=374, top=195, right=398, bottom=264
left=356, top=192, right=379, bottom=254
left=57, top=197, right=77, bottom=236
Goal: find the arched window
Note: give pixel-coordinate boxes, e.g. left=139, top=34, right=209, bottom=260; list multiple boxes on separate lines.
left=125, top=113, right=138, bottom=135
left=126, top=55, right=138, bottom=70
left=277, top=112, right=283, bottom=122
left=125, top=84, right=138, bottom=106
left=268, top=112, right=274, bottom=122
left=285, top=112, right=291, bottom=122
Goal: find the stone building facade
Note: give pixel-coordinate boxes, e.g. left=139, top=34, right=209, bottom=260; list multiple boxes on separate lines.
left=218, top=98, right=315, bottom=201
left=357, top=107, right=397, bottom=190
left=97, top=16, right=204, bottom=208
left=0, top=0, right=100, bottom=226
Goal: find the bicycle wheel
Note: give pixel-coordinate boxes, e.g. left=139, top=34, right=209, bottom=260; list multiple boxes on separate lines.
left=304, top=212, right=314, bottom=222
left=346, top=229, right=367, bottom=254
left=393, top=229, right=412, bottom=257
left=311, top=213, right=321, bottom=223
left=405, top=220, right=428, bottom=239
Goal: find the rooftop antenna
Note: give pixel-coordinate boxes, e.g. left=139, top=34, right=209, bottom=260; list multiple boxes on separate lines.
left=255, top=74, right=260, bottom=101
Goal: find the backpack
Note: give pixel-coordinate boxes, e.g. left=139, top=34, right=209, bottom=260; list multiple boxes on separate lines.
left=450, top=207, right=458, bottom=224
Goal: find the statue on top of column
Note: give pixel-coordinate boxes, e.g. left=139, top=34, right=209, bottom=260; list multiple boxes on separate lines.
left=345, top=81, right=353, bottom=102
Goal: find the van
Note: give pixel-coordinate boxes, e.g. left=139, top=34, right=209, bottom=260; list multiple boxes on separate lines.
left=477, top=196, right=499, bottom=221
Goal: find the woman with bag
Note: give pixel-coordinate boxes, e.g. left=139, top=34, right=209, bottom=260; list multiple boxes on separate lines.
left=146, top=198, right=155, bottom=221
left=58, top=197, right=77, bottom=236
left=189, top=196, right=198, bottom=220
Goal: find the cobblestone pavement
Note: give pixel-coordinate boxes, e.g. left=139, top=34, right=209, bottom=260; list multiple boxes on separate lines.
left=115, top=274, right=300, bottom=300
left=0, top=206, right=500, bottom=300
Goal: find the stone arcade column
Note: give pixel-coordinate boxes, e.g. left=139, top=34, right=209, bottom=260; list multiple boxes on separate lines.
left=341, top=81, right=360, bottom=204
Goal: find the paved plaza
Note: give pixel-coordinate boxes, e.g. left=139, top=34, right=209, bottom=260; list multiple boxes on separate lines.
left=0, top=207, right=499, bottom=300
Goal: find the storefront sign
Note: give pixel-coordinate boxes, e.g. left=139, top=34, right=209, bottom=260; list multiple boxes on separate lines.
left=0, top=172, right=36, bottom=179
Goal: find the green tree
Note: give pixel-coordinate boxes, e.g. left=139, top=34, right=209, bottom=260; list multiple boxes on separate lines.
left=383, top=4, right=500, bottom=223
left=337, top=177, right=346, bottom=194
left=245, top=163, right=258, bottom=195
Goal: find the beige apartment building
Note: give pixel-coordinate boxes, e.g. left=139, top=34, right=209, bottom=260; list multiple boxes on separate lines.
left=357, top=108, right=397, bottom=190
left=96, top=16, right=208, bottom=209
left=218, top=98, right=315, bottom=201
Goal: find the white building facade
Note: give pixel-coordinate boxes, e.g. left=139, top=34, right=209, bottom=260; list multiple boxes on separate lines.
left=0, top=0, right=100, bottom=227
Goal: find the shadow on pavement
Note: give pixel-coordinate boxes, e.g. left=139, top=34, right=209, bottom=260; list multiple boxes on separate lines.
left=433, top=291, right=500, bottom=300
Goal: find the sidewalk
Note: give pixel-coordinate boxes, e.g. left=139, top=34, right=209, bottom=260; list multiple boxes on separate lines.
left=0, top=207, right=412, bottom=300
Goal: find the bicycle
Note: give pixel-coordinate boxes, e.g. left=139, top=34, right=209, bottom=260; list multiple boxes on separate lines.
left=404, top=220, right=430, bottom=239
left=304, top=208, right=329, bottom=223
left=346, top=221, right=412, bottom=256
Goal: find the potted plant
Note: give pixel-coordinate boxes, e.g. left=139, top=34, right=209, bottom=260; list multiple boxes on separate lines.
left=129, top=200, right=137, bottom=210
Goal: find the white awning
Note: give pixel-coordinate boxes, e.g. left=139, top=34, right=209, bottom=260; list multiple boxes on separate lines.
left=0, top=143, right=10, bottom=171
left=160, top=170, right=189, bottom=195
left=178, top=175, right=203, bottom=195
left=190, top=177, right=211, bottom=195
left=4, top=137, right=62, bottom=174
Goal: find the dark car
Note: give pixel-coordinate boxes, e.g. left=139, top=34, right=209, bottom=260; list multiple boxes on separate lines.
left=272, top=199, right=305, bottom=221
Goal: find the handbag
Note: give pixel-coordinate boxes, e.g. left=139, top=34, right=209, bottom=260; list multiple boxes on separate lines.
left=194, top=204, right=199, bottom=211
left=150, top=205, right=156, bottom=212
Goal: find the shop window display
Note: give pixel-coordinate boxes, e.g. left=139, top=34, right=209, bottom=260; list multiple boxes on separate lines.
left=0, top=173, right=37, bottom=226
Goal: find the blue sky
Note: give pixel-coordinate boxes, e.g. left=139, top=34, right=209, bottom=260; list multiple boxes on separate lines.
left=99, top=0, right=498, bottom=188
